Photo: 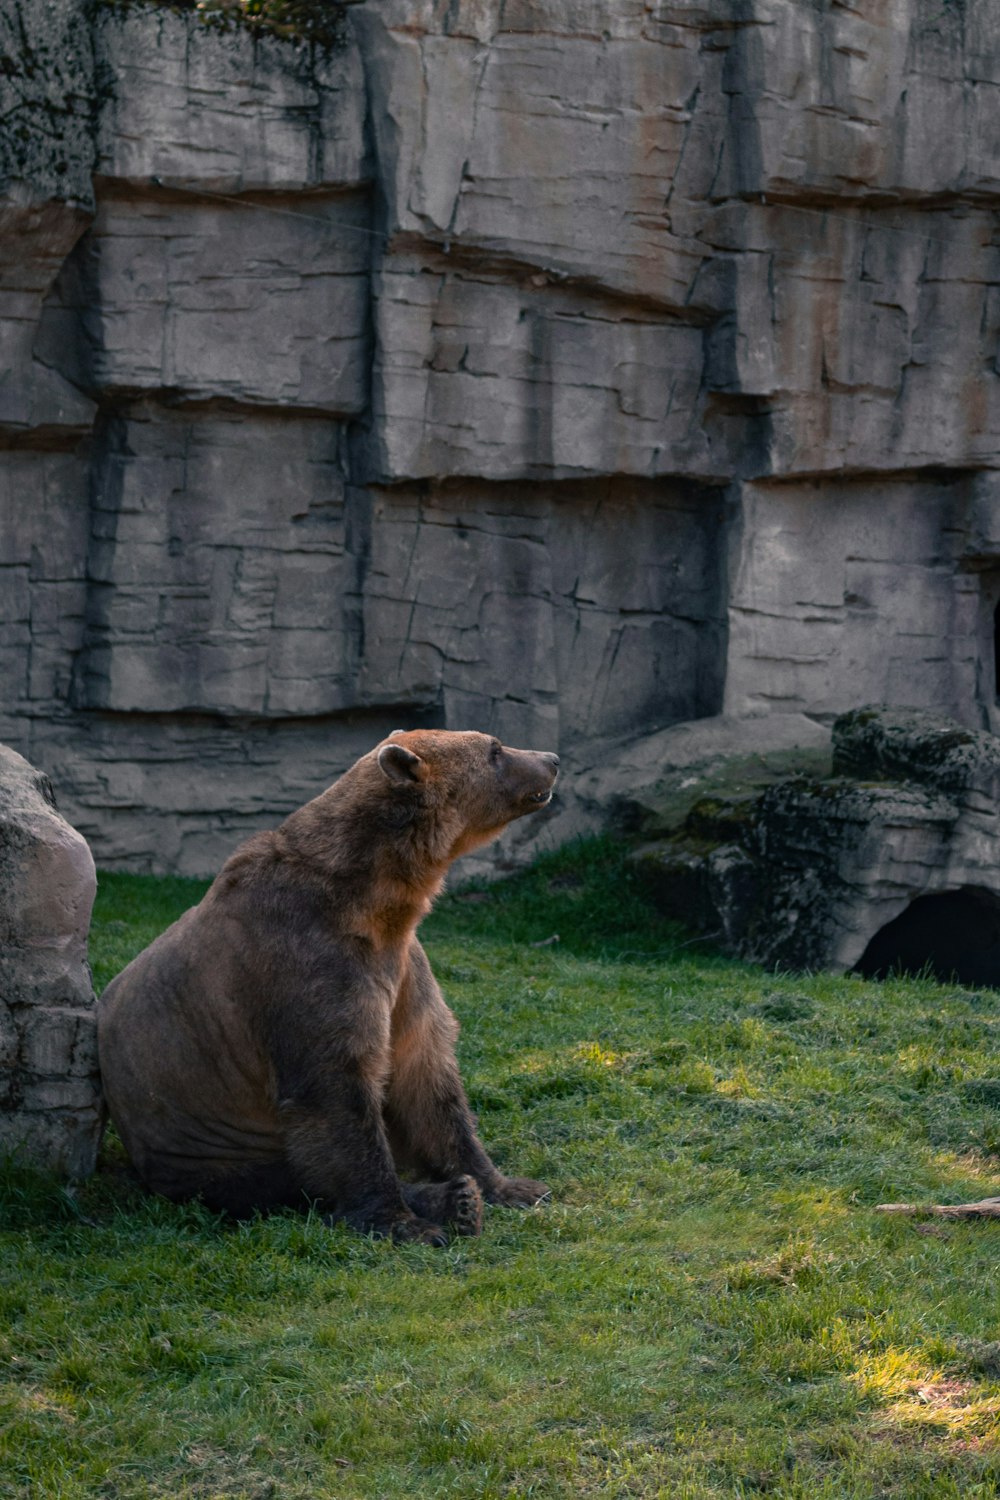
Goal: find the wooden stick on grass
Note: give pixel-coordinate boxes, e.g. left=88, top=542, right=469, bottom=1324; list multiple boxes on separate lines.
left=875, top=1197, right=1000, bottom=1219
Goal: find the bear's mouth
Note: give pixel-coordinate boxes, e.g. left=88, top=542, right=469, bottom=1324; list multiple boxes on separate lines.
left=528, top=789, right=553, bottom=807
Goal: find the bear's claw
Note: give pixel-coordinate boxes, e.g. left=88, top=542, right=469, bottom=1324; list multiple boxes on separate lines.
left=402, top=1175, right=484, bottom=1237
left=447, top=1174, right=484, bottom=1237
left=391, top=1214, right=449, bottom=1247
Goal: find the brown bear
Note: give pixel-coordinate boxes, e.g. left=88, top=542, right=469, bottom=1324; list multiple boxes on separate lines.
left=97, top=730, right=559, bottom=1245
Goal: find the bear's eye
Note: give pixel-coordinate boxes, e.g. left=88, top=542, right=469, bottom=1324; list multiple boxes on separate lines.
left=489, top=739, right=502, bottom=764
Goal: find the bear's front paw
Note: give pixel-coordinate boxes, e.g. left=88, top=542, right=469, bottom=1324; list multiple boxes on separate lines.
left=485, top=1175, right=551, bottom=1209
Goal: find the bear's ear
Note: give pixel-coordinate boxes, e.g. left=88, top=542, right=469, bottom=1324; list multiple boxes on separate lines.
left=377, top=743, right=427, bottom=785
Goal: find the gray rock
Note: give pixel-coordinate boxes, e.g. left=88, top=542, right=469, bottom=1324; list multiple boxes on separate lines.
left=0, top=195, right=96, bottom=438
left=75, top=409, right=357, bottom=717
left=574, top=713, right=832, bottom=837
left=94, top=4, right=370, bottom=193
left=722, top=478, right=997, bottom=729
left=0, top=1, right=97, bottom=441
left=365, top=266, right=713, bottom=482
left=834, top=706, right=1000, bottom=805
left=357, top=479, right=727, bottom=744
left=39, top=190, right=371, bottom=411
left=634, top=709, right=1000, bottom=979
left=354, top=0, right=719, bottom=305
left=0, top=743, right=102, bottom=1178
left=0, top=0, right=95, bottom=208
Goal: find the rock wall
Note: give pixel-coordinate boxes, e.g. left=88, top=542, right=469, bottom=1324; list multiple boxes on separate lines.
left=3, top=0, right=1000, bottom=873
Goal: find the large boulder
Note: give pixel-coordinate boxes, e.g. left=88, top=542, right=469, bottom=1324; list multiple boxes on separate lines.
left=633, top=708, right=1000, bottom=982
left=0, top=744, right=102, bottom=1177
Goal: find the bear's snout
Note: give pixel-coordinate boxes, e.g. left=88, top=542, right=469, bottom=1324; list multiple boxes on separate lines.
left=533, top=752, right=559, bottom=802
left=507, top=747, right=559, bottom=810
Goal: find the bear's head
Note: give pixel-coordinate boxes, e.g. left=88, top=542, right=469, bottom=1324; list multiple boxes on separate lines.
left=376, top=729, right=559, bottom=861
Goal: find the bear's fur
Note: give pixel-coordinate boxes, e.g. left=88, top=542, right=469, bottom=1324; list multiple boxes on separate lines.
left=97, top=730, right=559, bottom=1244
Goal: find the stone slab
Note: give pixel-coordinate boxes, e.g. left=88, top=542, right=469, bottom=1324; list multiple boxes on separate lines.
left=95, top=4, right=370, bottom=192
left=39, top=190, right=371, bottom=411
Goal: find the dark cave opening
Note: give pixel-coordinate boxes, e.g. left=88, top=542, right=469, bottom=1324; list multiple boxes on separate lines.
left=855, top=886, right=1000, bottom=987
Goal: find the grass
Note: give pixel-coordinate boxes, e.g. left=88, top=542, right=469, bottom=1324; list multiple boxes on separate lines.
left=6, top=836, right=1000, bottom=1496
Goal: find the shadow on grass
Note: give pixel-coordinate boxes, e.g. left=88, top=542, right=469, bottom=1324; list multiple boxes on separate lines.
left=427, top=835, right=733, bottom=967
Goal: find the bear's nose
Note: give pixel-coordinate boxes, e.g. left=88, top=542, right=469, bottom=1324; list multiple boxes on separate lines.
left=543, top=753, right=560, bottom=769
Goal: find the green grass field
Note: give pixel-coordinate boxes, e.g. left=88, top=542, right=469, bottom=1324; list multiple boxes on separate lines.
left=5, top=838, right=1000, bottom=1497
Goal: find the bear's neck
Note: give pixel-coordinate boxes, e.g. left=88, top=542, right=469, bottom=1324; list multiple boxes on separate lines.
left=276, top=776, right=458, bottom=950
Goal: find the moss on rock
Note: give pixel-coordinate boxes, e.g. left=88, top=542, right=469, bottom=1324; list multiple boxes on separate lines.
left=96, top=0, right=356, bottom=49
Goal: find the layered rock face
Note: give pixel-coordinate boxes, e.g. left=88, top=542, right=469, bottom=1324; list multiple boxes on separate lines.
left=0, top=744, right=102, bottom=1177
left=3, top=0, right=1000, bottom=873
